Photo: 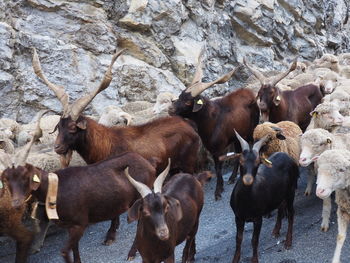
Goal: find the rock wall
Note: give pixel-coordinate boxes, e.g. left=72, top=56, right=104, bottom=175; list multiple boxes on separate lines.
left=0, top=0, right=349, bottom=122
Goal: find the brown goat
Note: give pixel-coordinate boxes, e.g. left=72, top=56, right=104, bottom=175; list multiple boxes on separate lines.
left=0, top=111, right=52, bottom=263
left=169, top=51, right=259, bottom=200
left=1, top=151, right=156, bottom=263
left=0, top=182, right=34, bottom=263
left=244, top=58, right=324, bottom=131
left=32, top=48, right=200, bottom=174
left=125, top=161, right=211, bottom=263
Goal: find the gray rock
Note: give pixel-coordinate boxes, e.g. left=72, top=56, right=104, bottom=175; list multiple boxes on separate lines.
left=0, top=0, right=349, bottom=123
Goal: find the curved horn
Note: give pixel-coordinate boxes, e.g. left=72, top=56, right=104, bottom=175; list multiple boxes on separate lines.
left=252, top=135, right=270, bottom=154
left=186, top=67, right=239, bottom=97
left=124, top=167, right=152, bottom=198
left=15, top=110, right=48, bottom=167
left=70, top=49, right=126, bottom=121
left=243, top=57, right=267, bottom=85
left=0, top=150, right=12, bottom=169
left=234, top=130, right=249, bottom=152
left=270, top=59, right=298, bottom=87
left=190, top=48, right=205, bottom=86
left=153, top=158, right=171, bottom=194
left=32, top=48, right=70, bottom=117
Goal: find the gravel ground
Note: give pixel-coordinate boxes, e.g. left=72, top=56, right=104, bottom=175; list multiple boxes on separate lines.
left=1, top=168, right=349, bottom=263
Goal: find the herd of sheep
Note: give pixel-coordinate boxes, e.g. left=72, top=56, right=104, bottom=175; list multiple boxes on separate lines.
left=1, top=49, right=350, bottom=263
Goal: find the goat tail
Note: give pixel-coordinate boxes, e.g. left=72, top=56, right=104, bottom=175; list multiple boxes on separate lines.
left=194, top=171, right=213, bottom=186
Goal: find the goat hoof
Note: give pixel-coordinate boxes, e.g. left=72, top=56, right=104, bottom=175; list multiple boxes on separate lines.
left=103, top=239, right=115, bottom=246
left=214, top=193, right=222, bottom=201
left=321, top=226, right=329, bottom=232
left=272, top=231, right=280, bottom=238
left=284, top=243, right=292, bottom=250
left=227, top=178, right=236, bottom=185
left=127, top=256, right=135, bottom=261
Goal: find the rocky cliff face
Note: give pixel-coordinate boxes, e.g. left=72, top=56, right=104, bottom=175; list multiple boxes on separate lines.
left=1, top=0, right=349, bottom=122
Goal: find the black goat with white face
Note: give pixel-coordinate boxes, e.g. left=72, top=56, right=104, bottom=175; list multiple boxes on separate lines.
left=221, top=131, right=299, bottom=263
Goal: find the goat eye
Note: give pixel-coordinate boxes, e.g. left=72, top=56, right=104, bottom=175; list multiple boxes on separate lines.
left=185, top=101, right=192, bottom=106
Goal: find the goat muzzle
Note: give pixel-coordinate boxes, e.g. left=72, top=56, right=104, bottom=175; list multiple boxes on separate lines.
left=156, top=226, right=170, bottom=241
left=242, top=174, right=254, bottom=186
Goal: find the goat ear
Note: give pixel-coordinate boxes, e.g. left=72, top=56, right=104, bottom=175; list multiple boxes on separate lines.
left=30, top=173, right=41, bottom=191
left=76, top=119, right=87, bottom=130
left=128, top=199, right=142, bottom=223
left=273, top=87, right=281, bottom=106
left=165, top=196, right=183, bottom=222
left=192, top=99, right=204, bottom=112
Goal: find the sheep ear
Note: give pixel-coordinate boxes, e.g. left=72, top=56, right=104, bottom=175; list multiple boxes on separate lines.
left=127, top=199, right=142, bottom=223
left=261, top=158, right=273, bottom=168
left=76, top=119, right=87, bottom=130
left=311, top=156, right=319, bottom=161
left=310, top=111, right=318, bottom=117
left=165, top=196, right=183, bottom=222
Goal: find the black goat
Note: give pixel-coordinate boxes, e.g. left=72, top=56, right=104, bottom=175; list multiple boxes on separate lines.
left=220, top=131, right=299, bottom=263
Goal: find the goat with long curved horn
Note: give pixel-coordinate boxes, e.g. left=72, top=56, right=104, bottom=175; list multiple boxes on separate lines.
left=153, top=159, right=171, bottom=194
left=252, top=135, right=269, bottom=155
left=14, top=110, right=48, bottom=167
left=234, top=130, right=249, bottom=152
left=124, top=167, right=152, bottom=198
left=270, top=59, right=298, bottom=87
left=184, top=47, right=239, bottom=98
left=33, top=48, right=126, bottom=120
left=243, top=57, right=267, bottom=85
left=32, top=48, right=70, bottom=117
left=185, top=67, right=240, bottom=98
left=69, top=49, right=126, bottom=120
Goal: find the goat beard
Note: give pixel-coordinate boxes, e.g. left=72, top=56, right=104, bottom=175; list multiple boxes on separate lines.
left=260, top=111, right=270, bottom=123
left=59, top=150, right=73, bottom=168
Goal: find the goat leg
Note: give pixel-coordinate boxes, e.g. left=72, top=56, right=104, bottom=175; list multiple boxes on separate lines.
left=272, top=204, right=285, bottom=237
left=127, top=236, right=138, bottom=261
left=9, top=223, right=34, bottom=263
left=103, top=216, right=120, bottom=245
left=181, top=221, right=199, bottom=263
left=164, top=253, right=175, bottom=263
left=227, top=158, right=239, bottom=185
left=284, top=198, right=295, bottom=249
left=232, top=217, right=244, bottom=263
left=251, top=217, right=262, bottom=263
left=214, top=156, right=223, bottom=200
left=61, top=225, right=85, bottom=263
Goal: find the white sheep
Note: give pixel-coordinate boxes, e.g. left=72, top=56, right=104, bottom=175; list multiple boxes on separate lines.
left=17, top=114, right=61, bottom=146
left=316, top=149, right=350, bottom=263
left=98, top=105, right=133, bottom=127
left=323, top=90, right=350, bottom=116
left=307, top=102, right=344, bottom=132
left=300, top=129, right=350, bottom=231
left=315, top=71, right=340, bottom=94
left=0, top=118, right=20, bottom=141
left=152, top=92, right=177, bottom=114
